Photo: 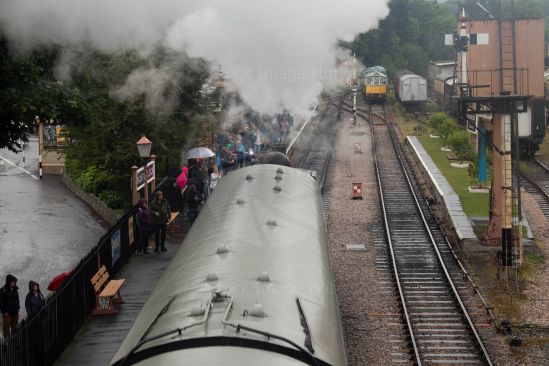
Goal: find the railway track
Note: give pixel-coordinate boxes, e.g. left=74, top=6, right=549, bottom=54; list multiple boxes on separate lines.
left=371, top=106, right=493, bottom=365
left=296, top=98, right=340, bottom=191
left=520, top=159, right=549, bottom=220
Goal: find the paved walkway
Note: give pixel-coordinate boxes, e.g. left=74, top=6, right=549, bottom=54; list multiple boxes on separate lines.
left=55, top=229, right=184, bottom=366
left=0, top=138, right=107, bottom=319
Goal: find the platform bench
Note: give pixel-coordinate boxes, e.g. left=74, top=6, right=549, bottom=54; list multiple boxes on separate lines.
left=90, top=265, right=125, bottom=315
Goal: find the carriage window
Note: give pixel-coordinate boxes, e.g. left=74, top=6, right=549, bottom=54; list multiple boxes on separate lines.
left=367, top=77, right=374, bottom=84
left=380, top=77, right=387, bottom=84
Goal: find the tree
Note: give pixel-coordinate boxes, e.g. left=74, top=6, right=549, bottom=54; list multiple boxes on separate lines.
left=0, top=35, right=85, bottom=151
left=448, top=130, right=474, bottom=161
left=429, top=112, right=447, bottom=131
left=348, top=0, right=455, bottom=77
left=438, top=117, right=458, bottom=145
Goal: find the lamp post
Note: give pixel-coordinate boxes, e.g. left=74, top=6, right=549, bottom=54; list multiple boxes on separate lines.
left=131, top=136, right=153, bottom=205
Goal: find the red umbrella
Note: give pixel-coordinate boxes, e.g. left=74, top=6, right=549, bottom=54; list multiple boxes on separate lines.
left=47, top=272, right=71, bottom=291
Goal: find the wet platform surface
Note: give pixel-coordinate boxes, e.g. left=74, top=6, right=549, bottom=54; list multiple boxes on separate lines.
left=55, top=229, right=185, bottom=366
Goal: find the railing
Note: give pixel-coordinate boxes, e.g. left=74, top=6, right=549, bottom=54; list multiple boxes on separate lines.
left=460, top=68, right=531, bottom=97
left=0, top=206, right=138, bottom=366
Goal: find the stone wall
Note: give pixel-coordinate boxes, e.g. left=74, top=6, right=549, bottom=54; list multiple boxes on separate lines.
left=62, top=172, right=122, bottom=226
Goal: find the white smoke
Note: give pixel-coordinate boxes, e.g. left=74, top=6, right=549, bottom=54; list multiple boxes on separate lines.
left=0, top=0, right=389, bottom=117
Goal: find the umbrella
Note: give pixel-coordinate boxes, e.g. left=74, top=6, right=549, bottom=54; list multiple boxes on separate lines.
left=186, top=147, right=215, bottom=160
left=47, top=272, right=71, bottom=291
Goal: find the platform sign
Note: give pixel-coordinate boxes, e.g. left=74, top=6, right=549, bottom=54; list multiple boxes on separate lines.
left=111, top=229, right=121, bottom=265
left=136, top=161, right=155, bottom=191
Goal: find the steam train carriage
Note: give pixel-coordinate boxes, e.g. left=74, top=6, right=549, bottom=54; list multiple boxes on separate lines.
left=110, top=165, right=347, bottom=366
left=361, top=66, right=388, bottom=104
left=393, top=70, right=427, bottom=107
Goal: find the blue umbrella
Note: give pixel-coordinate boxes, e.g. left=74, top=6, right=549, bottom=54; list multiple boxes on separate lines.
left=185, top=147, right=215, bottom=160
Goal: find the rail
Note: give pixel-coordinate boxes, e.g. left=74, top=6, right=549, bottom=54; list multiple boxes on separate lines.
left=370, top=107, right=422, bottom=365
left=371, top=105, right=493, bottom=365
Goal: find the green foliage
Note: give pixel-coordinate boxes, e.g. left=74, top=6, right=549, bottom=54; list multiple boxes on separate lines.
left=0, top=35, right=85, bottom=151
left=1, top=35, right=211, bottom=208
left=428, top=112, right=448, bottom=131
left=468, top=155, right=479, bottom=184
left=98, top=190, right=124, bottom=209
left=438, top=117, right=458, bottom=145
left=347, top=0, right=455, bottom=76
left=424, top=100, right=439, bottom=114
left=76, top=165, right=98, bottom=193
left=448, top=130, right=474, bottom=161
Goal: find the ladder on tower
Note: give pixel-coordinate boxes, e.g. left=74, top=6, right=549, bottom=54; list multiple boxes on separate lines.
left=499, top=19, right=516, bottom=94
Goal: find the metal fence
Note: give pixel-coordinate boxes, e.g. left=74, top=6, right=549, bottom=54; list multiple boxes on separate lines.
left=0, top=206, right=138, bottom=366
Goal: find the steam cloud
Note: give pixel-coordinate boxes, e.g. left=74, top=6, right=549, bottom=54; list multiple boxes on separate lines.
left=0, top=0, right=389, bottom=117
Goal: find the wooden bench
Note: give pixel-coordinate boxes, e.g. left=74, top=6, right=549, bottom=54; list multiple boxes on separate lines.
left=90, top=265, right=125, bottom=315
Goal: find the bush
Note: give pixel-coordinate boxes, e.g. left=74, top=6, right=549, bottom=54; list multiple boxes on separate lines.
left=98, top=190, right=124, bottom=209
left=438, top=118, right=458, bottom=145
left=76, top=165, right=98, bottom=193
left=65, top=158, right=84, bottom=180
left=424, top=100, right=439, bottom=114
left=428, top=112, right=447, bottom=131
left=448, top=130, right=474, bottom=161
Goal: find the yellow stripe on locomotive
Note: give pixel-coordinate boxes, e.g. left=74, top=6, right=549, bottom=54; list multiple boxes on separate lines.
left=365, top=84, right=388, bottom=95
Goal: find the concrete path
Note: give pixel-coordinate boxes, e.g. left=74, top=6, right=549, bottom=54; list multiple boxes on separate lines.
left=0, top=137, right=108, bottom=318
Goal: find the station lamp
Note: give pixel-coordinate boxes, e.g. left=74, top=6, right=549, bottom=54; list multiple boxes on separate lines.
left=136, top=135, right=152, bottom=158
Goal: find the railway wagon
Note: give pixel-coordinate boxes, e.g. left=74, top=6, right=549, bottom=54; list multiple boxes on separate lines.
left=393, top=70, right=427, bottom=105
left=433, top=74, right=456, bottom=112
left=110, top=165, right=347, bottom=366
left=361, top=65, right=388, bottom=104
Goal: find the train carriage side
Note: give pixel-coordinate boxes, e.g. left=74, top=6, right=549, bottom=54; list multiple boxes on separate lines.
left=394, top=71, right=427, bottom=105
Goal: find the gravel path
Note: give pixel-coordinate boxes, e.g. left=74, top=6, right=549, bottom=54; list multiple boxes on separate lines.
left=326, top=105, right=398, bottom=365
left=519, top=190, right=549, bottom=326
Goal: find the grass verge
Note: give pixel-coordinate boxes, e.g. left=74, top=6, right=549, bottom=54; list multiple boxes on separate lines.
left=417, top=135, right=489, bottom=217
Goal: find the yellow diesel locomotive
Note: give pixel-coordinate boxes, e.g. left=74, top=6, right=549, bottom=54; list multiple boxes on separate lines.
left=362, top=65, right=388, bottom=104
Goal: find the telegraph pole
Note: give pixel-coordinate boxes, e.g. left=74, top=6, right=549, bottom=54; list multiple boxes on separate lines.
left=352, top=53, right=357, bottom=126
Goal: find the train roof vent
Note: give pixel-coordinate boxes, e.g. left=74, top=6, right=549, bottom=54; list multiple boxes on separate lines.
left=190, top=305, right=206, bottom=317
left=274, top=174, right=283, bottom=181
left=245, top=174, right=254, bottom=181
left=236, top=198, right=246, bottom=205
left=276, top=168, right=284, bottom=174
left=257, top=271, right=270, bottom=282
left=245, top=303, right=267, bottom=318
left=266, top=219, right=277, bottom=227
left=273, top=185, right=282, bottom=192
left=216, top=245, right=228, bottom=254
left=206, top=272, right=218, bottom=282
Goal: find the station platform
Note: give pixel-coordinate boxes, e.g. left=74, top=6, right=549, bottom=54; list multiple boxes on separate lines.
left=55, top=230, right=184, bottom=366
left=407, top=136, right=478, bottom=243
